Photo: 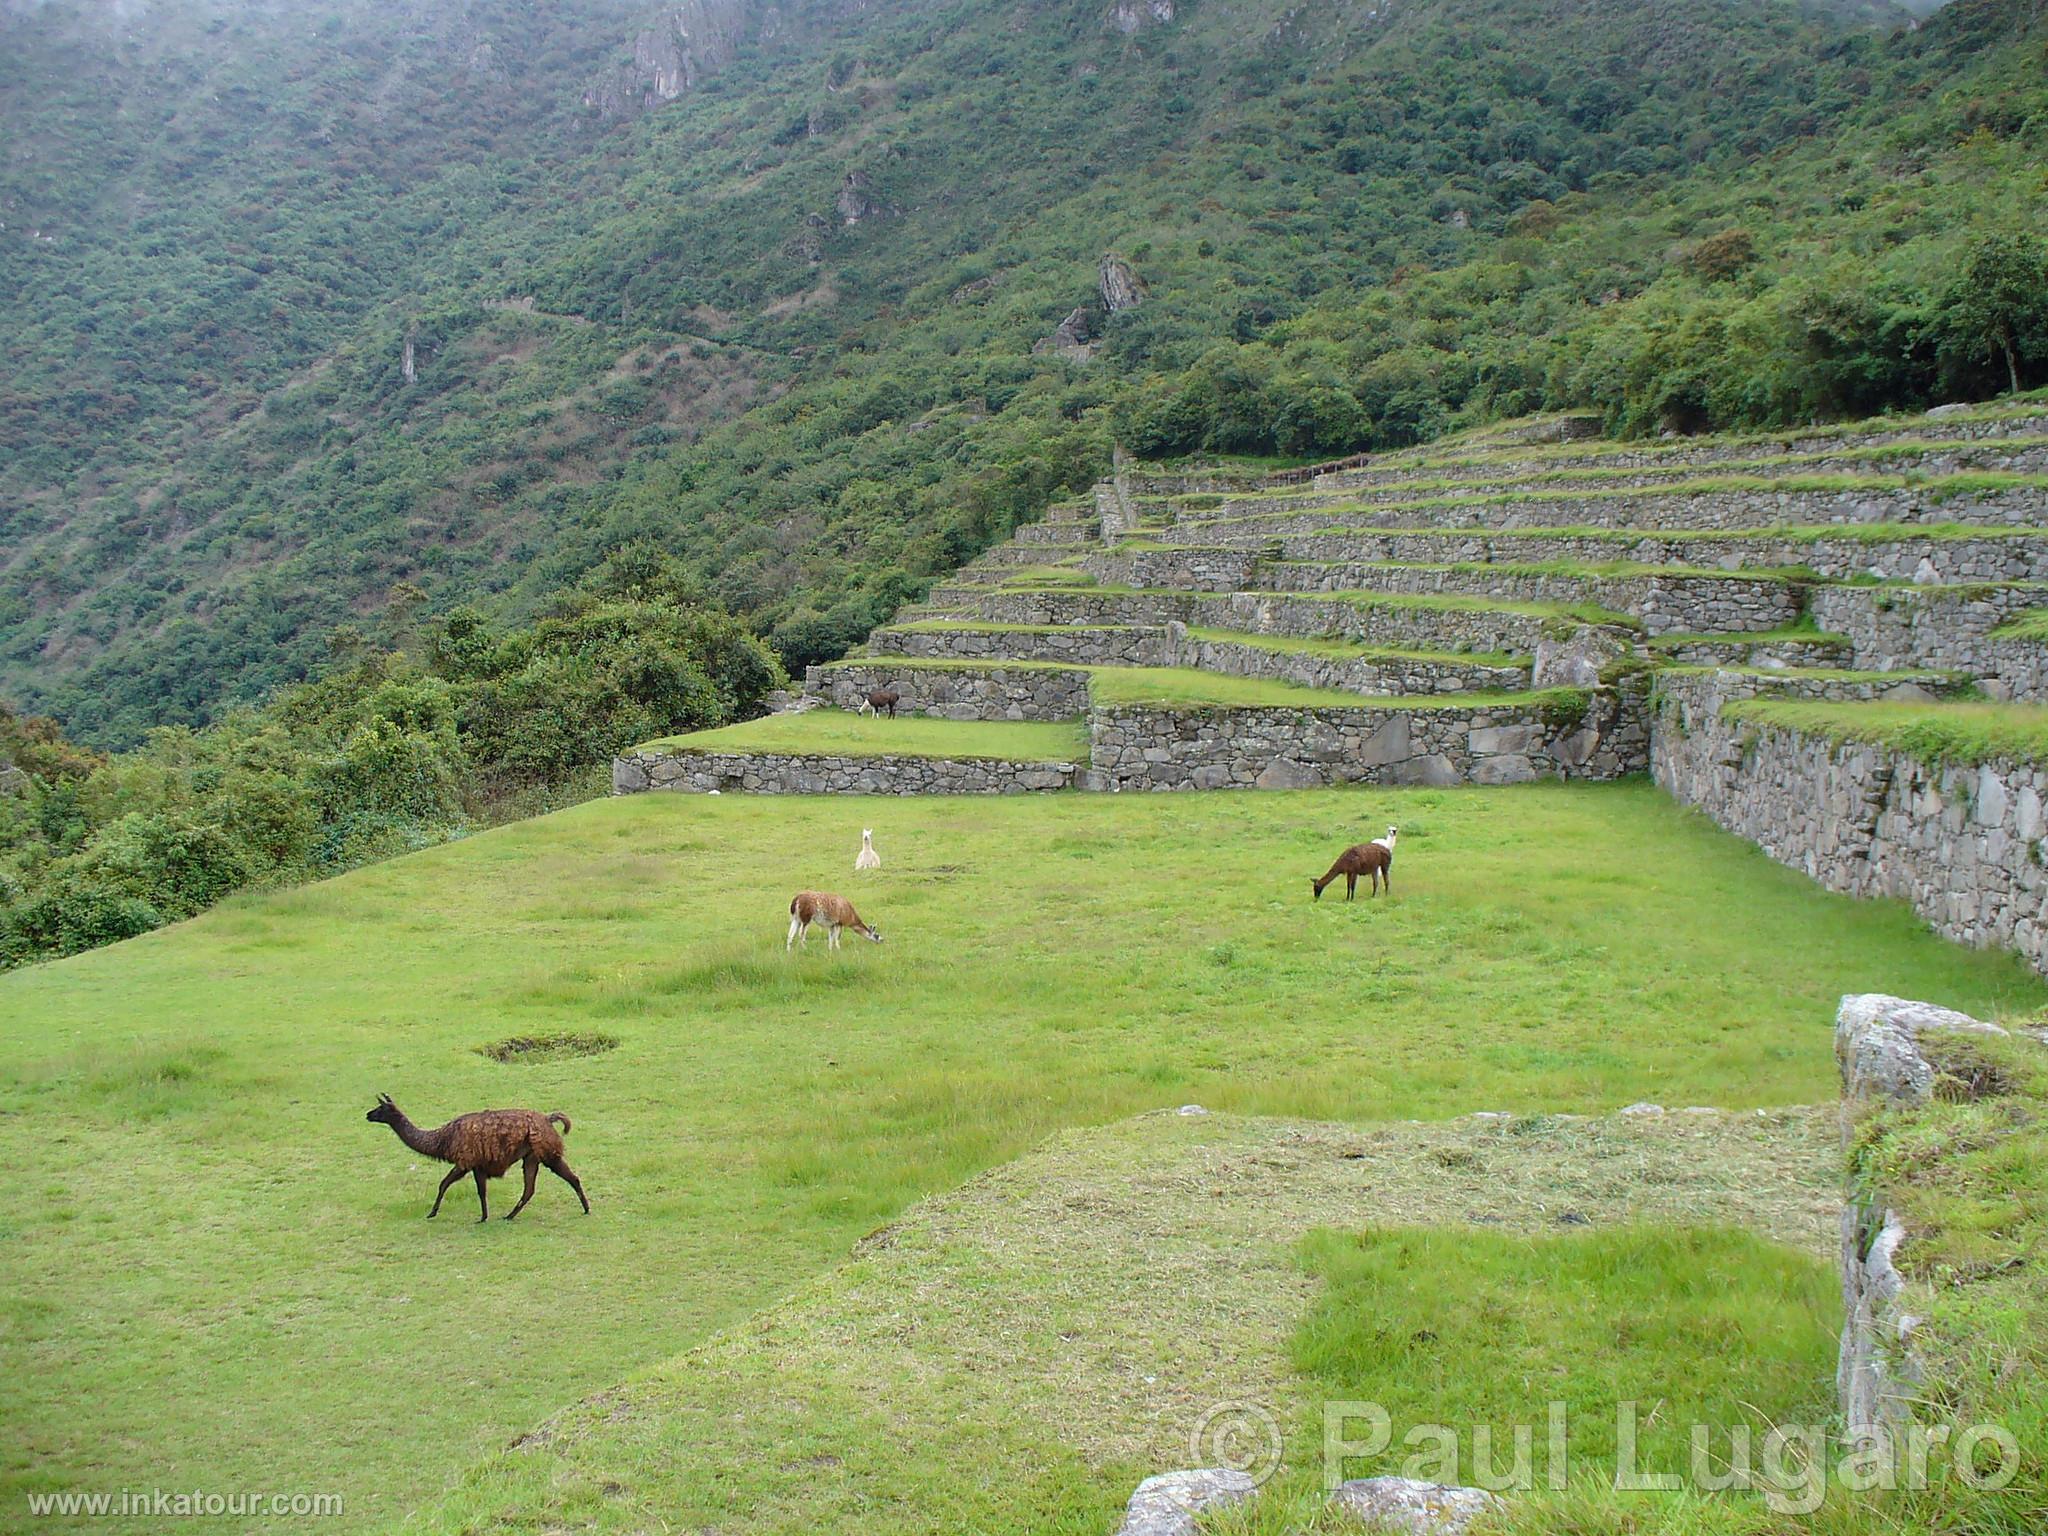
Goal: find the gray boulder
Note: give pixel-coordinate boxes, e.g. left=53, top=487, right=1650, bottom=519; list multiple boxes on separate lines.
left=1836, top=993, right=2006, bottom=1105
left=1330, top=1477, right=1499, bottom=1532
left=1113, top=1469, right=1256, bottom=1536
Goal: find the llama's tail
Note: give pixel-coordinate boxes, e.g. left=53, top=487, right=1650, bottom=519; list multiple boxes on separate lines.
left=548, top=1111, right=572, bottom=1135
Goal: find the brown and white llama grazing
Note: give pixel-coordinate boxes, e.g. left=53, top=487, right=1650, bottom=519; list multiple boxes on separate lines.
left=1311, top=826, right=1397, bottom=901
left=366, top=1095, right=590, bottom=1222
left=787, top=890, right=883, bottom=950
left=858, top=689, right=901, bottom=718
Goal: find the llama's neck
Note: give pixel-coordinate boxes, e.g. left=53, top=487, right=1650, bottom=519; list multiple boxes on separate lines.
left=386, top=1111, right=450, bottom=1162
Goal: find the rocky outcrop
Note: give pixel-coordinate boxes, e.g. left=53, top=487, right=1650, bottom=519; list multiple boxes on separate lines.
left=1034, top=306, right=1096, bottom=362
left=1107, top=1, right=1177, bottom=35
left=835, top=170, right=893, bottom=225
left=1099, top=254, right=1147, bottom=312
left=1836, top=993, right=2008, bottom=1105
left=583, top=1, right=776, bottom=121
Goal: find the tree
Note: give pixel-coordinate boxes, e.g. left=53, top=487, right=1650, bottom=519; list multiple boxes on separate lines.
left=1937, top=233, right=2048, bottom=396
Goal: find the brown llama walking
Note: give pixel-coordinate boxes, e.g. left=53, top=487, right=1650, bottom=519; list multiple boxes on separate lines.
left=366, top=1095, right=590, bottom=1222
left=1311, top=826, right=1398, bottom=901
left=858, top=689, right=901, bottom=718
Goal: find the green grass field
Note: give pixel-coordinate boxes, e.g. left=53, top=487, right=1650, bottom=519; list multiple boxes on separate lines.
left=637, top=710, right=1087, bottom=759
left=5, top=785, right=2043, bottom=1530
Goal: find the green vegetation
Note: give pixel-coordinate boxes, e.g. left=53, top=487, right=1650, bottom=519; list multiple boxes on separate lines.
left=5, top=785, right=2039, bottom=1528
left=0, top=549, right=780, bottom=969
left=1725, top=698, right=2048, bottom=767
left=1084, top=667, right=1375, bottom=710
left=1991, top=609, right=2048, bottom=641
left=1294, top=1225, right=1836, bottom=1484
left=412, top=1111, right=1841, bottom=1536
left=1837, top=1027, right=2048, bottom=1532
left=8, top=0, right=2047, bottom=745
left=638, top=710, right=1085, bottom=761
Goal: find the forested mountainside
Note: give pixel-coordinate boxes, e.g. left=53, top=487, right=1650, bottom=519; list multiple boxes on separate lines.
left=3, top=0, right=2045, bottom=747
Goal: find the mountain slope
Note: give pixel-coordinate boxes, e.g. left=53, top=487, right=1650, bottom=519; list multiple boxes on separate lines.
left=11, top=0, right=2045, bottom=745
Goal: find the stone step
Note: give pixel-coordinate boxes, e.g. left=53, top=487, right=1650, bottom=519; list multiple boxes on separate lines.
left=1170, top=482, right=2048, bottom=539
left=1262, top=560, right=1800, bottom=637
left=1806, top=584, right=2048, bottom=700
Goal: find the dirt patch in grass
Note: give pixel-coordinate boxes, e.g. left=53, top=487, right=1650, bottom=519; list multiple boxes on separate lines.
left=477, top=1032, right=621, bottom=1064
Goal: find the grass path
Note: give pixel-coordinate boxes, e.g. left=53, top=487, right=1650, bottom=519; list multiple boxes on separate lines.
left=3, top=784, right=2040, bottom=1529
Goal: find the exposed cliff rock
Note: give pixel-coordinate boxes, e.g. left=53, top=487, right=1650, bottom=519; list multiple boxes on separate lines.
left=1099, top=253, right=1147, bottom=312
left=1034, top=306, right=1097, bottom=362
left=1107, top=0, right=1177, bottom=35
left=584, top=1, right=781, bottom=122
left=835, top=170, right=894, bottom=225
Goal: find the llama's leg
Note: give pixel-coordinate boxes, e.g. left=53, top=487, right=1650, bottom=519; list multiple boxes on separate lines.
left=427, top=1167, right=463, bottom=1218
left=828, top=925, right=841, bottom=950
left=506, top=1155, right=539, bottom=1220
left=787, top=913, right=801, bottom=951
left=547, top=1154, right=591, bottom=1213
left=1346, top=872, right=1357, bottom=900
left=473, top=1170, right=490, bottom=1223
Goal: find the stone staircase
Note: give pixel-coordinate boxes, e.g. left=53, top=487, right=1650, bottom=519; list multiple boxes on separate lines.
left=622, top=402, right=2048, bottom=795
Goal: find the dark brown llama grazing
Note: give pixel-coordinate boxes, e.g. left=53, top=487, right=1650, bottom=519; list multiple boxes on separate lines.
left=1312, top=827, right=1397, bottom=901
left=858, top=689, right=901, bottom=718
left=366, top=1094, right=590, bottom=1222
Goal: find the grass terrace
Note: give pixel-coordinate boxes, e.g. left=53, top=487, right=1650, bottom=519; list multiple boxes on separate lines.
left=8, top=786, right=2043, bottom=1531
left=1992, top=609, right=2048, bottom=641
left=1212, top=589, right=1643, bottom=630
left=1722, top=698, right=2048, bottom=768
left=1182, top=626, right=1526, bottom=669
left=636, top=711, right=1087, bottom=761
left=1647, top=624, right=1851, bottom=653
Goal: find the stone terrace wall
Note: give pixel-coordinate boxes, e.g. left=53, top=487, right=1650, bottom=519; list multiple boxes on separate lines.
left=1263, top=562, right=1801, bottom=636
left=1172, top=626, right=1529, bottom=697
left=1272, top=530, right=2048, bottom=585
left=613, top=749, right=1078, bottom=796
left=1809, top=585, right=2048, bottom=698
left=1084, top=546, right=1266, bottom=592
left=1090, top=691, right=1645, bottom=791
left=1198, top=591, right=1560, bottom=654
left=806, top=663, right=1090, bottom=721
left=871, top=625, right=1170, bottom=666
left=1177, top=485, right=2047, bottom=539
left=1652, top=673, right=2048, bottom=973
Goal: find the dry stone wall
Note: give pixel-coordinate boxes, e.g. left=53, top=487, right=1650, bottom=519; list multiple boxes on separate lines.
left=871, top=625, right=1170, bottom=666
left=1170, top=626, right=1528, bottom=696
left=1652, top=673, right=2048, bottom=971
left=612, top=748, right=1078, bottom=796
left=1091, top=691, right=1644, bottom=792
left=806, top=663, right=1090, bottom=721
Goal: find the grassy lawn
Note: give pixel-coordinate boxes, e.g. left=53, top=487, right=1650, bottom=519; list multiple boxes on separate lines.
left=4, top=785, right=2042, bottom=1530
left=1725, top=698, right=2048, bottom=768
left=409, top=1109, right=1841, bottom=1536
left=635, top=709, right=1087, bottom=760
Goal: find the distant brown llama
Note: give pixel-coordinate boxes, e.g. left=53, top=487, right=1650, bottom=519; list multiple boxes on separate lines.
left=366, top=1094, right=590, bottom=1222
left=859, top=689, right=901, bottom=718
left=1311, top=826, right=1397, bottom=901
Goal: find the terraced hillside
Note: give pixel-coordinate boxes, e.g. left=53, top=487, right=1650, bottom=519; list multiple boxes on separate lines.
left=621, top=400, right=2048, bottom=800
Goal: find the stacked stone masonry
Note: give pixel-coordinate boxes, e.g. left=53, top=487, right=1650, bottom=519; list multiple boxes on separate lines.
left=1653, top=672, right=2048, bottom=972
